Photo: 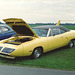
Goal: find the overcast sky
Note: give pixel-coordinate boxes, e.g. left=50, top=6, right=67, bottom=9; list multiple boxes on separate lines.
left=0, top=0, right=75, bottom=23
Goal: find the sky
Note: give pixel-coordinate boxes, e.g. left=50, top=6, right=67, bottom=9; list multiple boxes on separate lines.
left=0, top=0, right=75, bottom=23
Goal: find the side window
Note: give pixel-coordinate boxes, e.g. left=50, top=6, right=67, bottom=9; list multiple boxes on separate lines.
left=60, top=29, right=66, bottom=34
left=51, top=28, right=60, bottom=36
left=1, top=27, right=10, bottom=32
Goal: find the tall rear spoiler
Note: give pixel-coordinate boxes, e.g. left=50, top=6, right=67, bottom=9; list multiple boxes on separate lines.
left=56, top=20, right=75, bottom=26
left=56, top=20, right=61, bottom=26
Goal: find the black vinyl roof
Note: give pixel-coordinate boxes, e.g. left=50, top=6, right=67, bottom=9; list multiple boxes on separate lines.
left=32, top=25, right=70, bottom=31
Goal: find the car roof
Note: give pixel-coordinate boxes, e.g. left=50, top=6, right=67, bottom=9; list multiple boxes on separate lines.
left=32, top=25, right=70, bottom=31
left=33, top=25, right=63, bottom=29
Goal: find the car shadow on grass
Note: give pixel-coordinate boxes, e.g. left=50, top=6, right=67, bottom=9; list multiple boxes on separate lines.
left=15, top=46, right=69, bottom=60
left=43, top=46, right=68, bottom=56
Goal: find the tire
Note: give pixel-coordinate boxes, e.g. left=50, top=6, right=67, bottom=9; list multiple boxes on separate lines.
left=32, top=48, right=43, bottom=59
left=68, top=40, right=74, bottom=48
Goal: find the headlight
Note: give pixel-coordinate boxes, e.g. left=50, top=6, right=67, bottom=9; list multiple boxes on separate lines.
left=2, top=47, right=15, bottom=53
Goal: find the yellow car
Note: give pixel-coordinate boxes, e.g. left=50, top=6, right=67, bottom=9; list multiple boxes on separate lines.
left=0, top=18, right=75, bottom=59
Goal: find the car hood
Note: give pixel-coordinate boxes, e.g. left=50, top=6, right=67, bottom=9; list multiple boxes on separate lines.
left=3, top=18, right=38, bottom=37
left=0, top=43, right=17, bottom=49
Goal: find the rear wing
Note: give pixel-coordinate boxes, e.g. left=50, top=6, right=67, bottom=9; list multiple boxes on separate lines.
left=56, top=20, right=75, bottom=26
left=56, top=20, right=61, bottom=26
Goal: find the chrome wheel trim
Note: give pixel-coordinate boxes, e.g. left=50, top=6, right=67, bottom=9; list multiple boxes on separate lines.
left=69, top=41, right=74, bottom=48
left=34, top=48, right=41, bottom=58
left=69, top=41, right=73, bottom=48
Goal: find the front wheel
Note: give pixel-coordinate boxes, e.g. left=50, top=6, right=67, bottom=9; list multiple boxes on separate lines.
left=68, top=40, right=74, bottom=48
left=32, top=48, right=43, bottom=59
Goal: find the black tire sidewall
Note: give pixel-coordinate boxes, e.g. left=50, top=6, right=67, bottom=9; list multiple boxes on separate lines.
left=32, top=48, right=42, bottom=59
left=68, top=40, right=74, bottom=48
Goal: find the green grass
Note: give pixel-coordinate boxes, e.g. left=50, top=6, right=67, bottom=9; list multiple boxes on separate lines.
left=0, top=25, right=75, bottom=71
left=63, top=25, right=75, bottom=30
left=0, top=46, right=75, bottom=70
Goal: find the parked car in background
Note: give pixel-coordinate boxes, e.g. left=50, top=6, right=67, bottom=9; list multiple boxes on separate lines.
left=0, top=24, right=16, bottom=40
left=0, top=18, right=75, bottom=59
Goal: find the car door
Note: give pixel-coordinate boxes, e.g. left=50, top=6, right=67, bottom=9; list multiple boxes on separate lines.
left=47, top=28, right=68, bottom=51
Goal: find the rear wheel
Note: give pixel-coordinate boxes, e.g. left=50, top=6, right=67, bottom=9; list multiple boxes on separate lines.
left=32, top=48, right=43, bottom=59
left=68, top=40, right=74, bottom=48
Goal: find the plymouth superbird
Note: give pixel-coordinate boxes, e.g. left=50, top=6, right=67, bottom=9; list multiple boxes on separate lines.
left=0, top=18, right=75, bottom=59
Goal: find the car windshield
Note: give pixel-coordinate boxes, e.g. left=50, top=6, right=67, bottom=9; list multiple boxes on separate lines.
left=32, top=28, right=48, bottom=37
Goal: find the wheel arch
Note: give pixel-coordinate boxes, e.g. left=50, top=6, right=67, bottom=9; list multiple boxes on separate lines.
left=68, top=39, right=75, bottom=48
left=70, top=39, right=75, bottom=42
left=33, top=46, right=43, bottom=53
left=31, top=46, right=43, bottom=59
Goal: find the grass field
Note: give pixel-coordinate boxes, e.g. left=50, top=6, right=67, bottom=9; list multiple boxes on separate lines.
left=0, top=25, right=75, bottom=70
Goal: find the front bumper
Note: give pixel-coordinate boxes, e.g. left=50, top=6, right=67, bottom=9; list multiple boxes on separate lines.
left=0, top=45, right=16, bottom=59
left=0, top=53, right=15, bottom=59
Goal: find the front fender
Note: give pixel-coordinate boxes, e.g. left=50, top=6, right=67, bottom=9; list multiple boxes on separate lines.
left=10, top=46, right=24, bottom=57
left=22, top=37, right=48, bottom=56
